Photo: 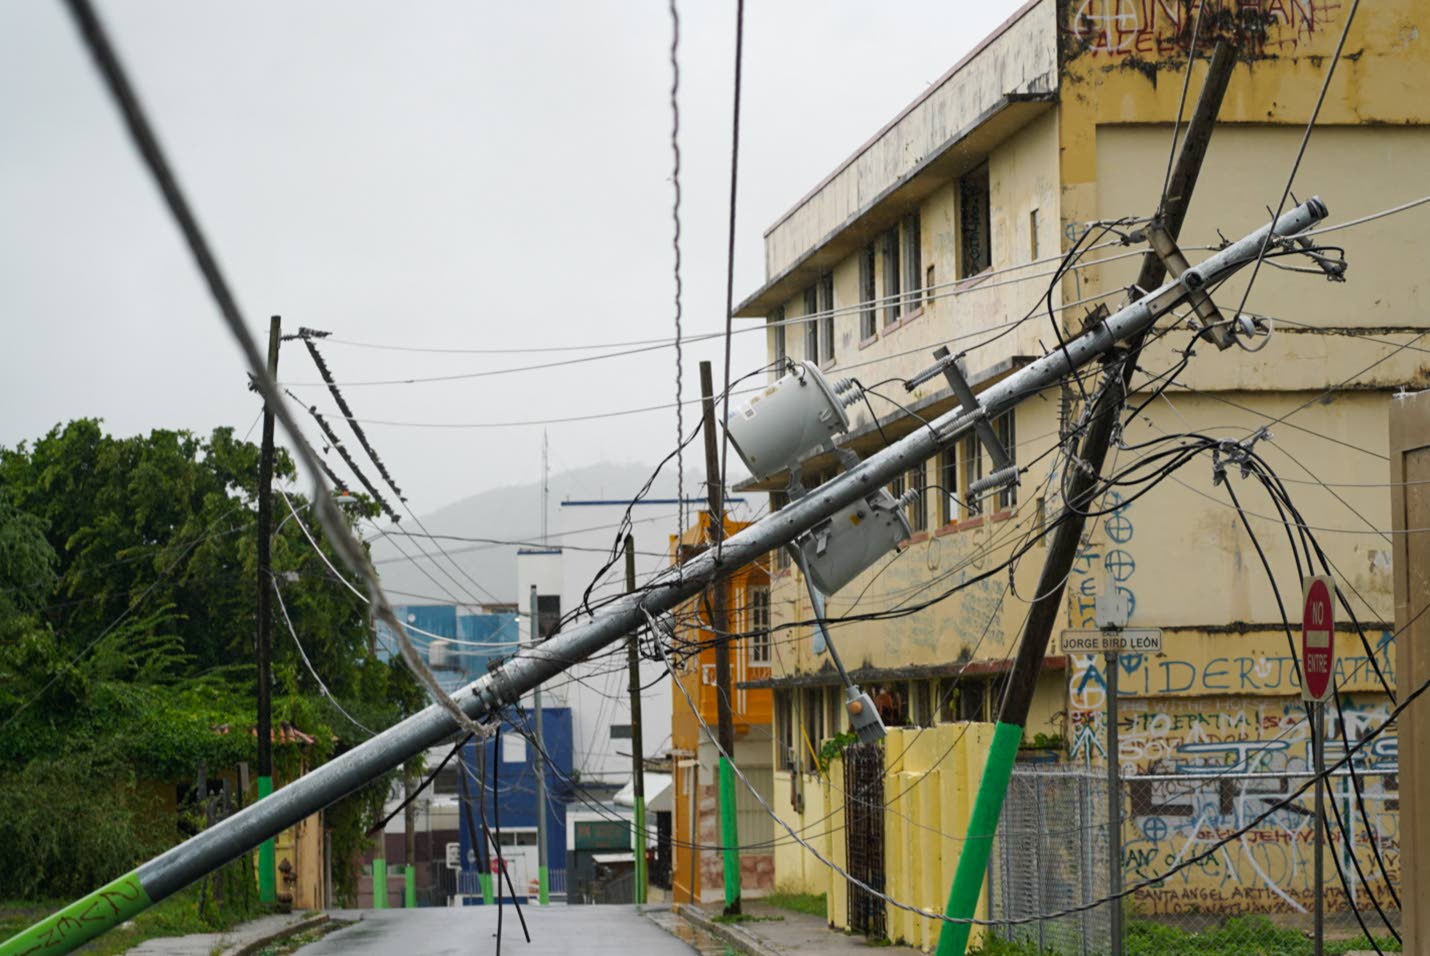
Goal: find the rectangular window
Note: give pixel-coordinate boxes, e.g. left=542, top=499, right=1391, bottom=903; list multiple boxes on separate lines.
left=902, top=212, right=922, bottom=312
left=996, top=412, right=1017, bottom=510
left=536, top=594, right=561, bottom=641
left=915, top=680, right=935, bottom=728
left=881, top=227, right=901, bottom=327
left=1029, top=208, right=1041, bottom=262
left=907, top=465, right=927, bottom=533
left=959, top=164, right=992, bottom=278
left=959, top=678, right=986, bottom=722
left=939, top=447, right=958, bottom=525
left=776, top=690, right=796, bottom=771
left=938, top=677, right=959, bottom=724
left=959, top=433, right=982, bottom=518
left=610, top=723, right=633, bottom=739
left=772, top=306, right=786, bottom=374
left=747, top=587, right=771, bottom=664
left=802, top=687, right=825, bottom=769
left=818, top=273, right=835, bottom=363
left=859, top=244, right=877, bottom=340
left=803, top=286, right=819, bottom=361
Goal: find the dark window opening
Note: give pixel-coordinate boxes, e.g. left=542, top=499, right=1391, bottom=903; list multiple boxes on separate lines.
left=959, top=164, right=992, bottom=278
left=859, top=244, right=877, bottom=339
left=881, top=228, right=901, bottom=327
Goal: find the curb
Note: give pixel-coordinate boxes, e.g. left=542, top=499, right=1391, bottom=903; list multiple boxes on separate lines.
left=223, top=913, right=332, bottom=956
left=675, top=904, right=782, bottom=956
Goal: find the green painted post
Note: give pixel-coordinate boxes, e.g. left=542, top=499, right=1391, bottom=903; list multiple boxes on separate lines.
left=538, top=865, right=549, bottom=906
left=256, top=776, right=276, bottom=904
left=934, top=722, right=1023, bottom=956
left=633, top=796, right=648, bottom=905
left=404, top=865, right=416, bottom=908
left=372, top=859, right=388, bottom=909
left=479, top=872, right=494, bottom=906
left=0, top=871, right=152, bottom=956
left=719, top=756, right=741, bottom=910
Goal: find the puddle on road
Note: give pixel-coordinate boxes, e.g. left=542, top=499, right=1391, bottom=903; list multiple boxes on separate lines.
left=645, top=909, right=739, bottom=956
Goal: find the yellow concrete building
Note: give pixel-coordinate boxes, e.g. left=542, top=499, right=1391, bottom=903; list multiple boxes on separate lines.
left=733, top=0, right=1427, bottom=943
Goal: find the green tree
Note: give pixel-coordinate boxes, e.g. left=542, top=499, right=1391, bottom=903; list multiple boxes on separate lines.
left=0, top=419, right=418, bottom=902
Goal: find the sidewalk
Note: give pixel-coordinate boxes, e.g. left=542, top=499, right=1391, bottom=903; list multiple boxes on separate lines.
left=675, top=901, right=920, bottom=956
left=124, top=911, right=329, bottom=955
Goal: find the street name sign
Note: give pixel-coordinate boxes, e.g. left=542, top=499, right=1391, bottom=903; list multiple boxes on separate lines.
left=1058, top=628, right=1163, bottom=654
left=1301, top=575, right=1336, bottom=702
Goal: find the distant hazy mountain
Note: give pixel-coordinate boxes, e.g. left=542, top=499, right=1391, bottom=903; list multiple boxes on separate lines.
left=370, top=460, right=689, bottom=606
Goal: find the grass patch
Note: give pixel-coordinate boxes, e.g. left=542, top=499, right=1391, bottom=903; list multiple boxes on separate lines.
left=763, top=892, right=827, bottom=919
left=713, top=912, right=784, bottom=925
left=0, top=880, right=273, bottom=956
left=967, top=916, right=1401, bottom=956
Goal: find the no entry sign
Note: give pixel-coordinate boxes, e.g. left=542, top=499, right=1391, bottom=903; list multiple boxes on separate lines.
left=1301, top=575, right=1336, bottom=702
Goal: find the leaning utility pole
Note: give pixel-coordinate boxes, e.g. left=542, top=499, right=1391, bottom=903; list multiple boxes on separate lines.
left=624, top=534, right=648, bottom=905
left=699, top=360, right=741, bottom=916
left=933, top=41, right=1237, bottom=956
left=3, top=196, right=1328, bottom=956
left=530, top=585, right=549, bottom=905
left=254, top=314, right=280, bottom=905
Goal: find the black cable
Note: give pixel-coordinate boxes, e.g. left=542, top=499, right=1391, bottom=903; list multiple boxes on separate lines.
left=285, top=388, right=398, bottom=519
left=366, top=734, right=470, bottom=837
left=715, top=0, right=747, bottom=569
left=300, top=337, right=407, bottom=504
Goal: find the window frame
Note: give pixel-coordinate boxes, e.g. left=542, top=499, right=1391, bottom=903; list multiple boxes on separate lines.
left=747, top=586, right=771, bottom=665
left=902, top=212, right=923, bottom=313
left=939, top=447, right=959, bottom=526
left=907, top=464, right=927, bottom=533
left=959, top=433, right=983, bottom=518
left=881, top=227, right=901, bottom=327
left=859, top=244, right=877, bottom=340
left=772, top=306, right=786, bottom=373
left=818, top=272, right=835, bottom=364
left=959, top=163, right=992, bottom=279
left=996, top=411, right=1017, bottom=510
left=803, top=286, right=819, bottom=361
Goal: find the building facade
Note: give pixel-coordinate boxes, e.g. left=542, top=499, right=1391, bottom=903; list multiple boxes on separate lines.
left=666, top=512, right=776, bottom=904
left=733, top=0, right=1426, bottom=939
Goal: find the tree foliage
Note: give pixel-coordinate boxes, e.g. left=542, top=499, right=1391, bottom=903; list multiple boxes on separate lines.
left=0, top=419, right=420, bottom=901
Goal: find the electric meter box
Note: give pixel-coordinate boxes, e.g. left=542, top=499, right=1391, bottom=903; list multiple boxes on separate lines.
left=799, top=490, right=912, bottom=596
left=726, top=361, right=850, bottom=481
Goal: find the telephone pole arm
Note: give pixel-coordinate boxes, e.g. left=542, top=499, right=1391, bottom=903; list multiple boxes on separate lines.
left=2, top=195, right=1327, bottom=956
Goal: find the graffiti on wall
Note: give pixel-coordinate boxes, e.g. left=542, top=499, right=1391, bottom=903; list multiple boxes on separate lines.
left=1069, top=490, right=1137, bottom=629
left=1067, top=665, right=1399, bottom=915
left=1067, top=0, right=1341, bottom=59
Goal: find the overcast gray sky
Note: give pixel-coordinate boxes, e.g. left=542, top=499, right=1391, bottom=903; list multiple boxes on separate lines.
left=1, top=0, right=1026, bottom=515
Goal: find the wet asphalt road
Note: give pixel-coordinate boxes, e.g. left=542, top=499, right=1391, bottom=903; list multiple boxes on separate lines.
left=292, top=906, right=714, bottom=956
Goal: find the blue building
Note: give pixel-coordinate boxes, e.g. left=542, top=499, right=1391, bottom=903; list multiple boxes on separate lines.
left=456, top=708, right=573, bottom=903
left=375, top=605, right=519, bottom=695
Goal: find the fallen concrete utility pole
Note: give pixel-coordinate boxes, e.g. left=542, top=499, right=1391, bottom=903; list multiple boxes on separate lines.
left=0, top=197, right=1329, bottom=956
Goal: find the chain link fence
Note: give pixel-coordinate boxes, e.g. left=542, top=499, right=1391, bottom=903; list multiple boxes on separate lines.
left=988, top=765, right=1113, bottom=954
left=986, top=764, right=1402, bottom=954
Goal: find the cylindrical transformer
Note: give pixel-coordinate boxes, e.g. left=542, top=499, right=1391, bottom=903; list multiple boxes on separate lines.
left=725, top=361, right=850, bottom=481
left=798, top=489, right=912, bottom=595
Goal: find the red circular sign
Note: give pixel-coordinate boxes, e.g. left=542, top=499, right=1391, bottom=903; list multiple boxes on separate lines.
left=1301, top=577, right=1335, bottom=701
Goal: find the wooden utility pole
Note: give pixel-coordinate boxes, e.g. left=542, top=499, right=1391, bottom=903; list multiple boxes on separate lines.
left=255, top=314, right=280, bottom=904
left=698, top=360, right=740, bottom=915
left=624, top=535, right=648, bottom=905
left=935, top=42, right=1236, bottom=956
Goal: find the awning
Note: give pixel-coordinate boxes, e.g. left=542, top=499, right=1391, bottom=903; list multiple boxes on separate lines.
left=612, top=772, right=673, bottom=814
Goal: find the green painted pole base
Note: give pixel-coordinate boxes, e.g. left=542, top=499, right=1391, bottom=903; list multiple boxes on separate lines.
left=404, top=866, right=416, bottom=908
left=718, top=756, right=741, bottom=914
left=0, top=871, right=152, bottom=956
left=256, top=776, right=276, bottom=905
left=479, top=872, right=494, bottom=906
left=538, top=866, right=549, bottom=905
left=372, top=859, right=388, bottom=909
left=633, top=797, right=648, bottom=906
left=934, top=721, right=1024, bottom=956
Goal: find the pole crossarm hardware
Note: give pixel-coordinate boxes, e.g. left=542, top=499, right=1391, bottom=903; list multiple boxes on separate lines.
left=0, top=197, right=1329, bottom=956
